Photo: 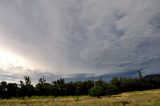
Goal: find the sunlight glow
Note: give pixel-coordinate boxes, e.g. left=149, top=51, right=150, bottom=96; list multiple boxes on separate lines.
left=0, top=49, right=30, bottom=68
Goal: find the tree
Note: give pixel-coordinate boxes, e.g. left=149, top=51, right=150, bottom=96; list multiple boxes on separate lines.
left=24, top=76, right=34, bottom=97
left=39, top=76, right=46, bottom=85
left=0, top=81, right=7, bottom=98
left=110, top=77, right=122, bottom=93
left=35, top=77, right=52, bottom=96
left=24, top=76, right=31, bottom=85
left=17, top=76, right=34, bottom=97
left=137, top=71, right=143, bottom=79
left=82, top=80, right=94, bottom=95
left=52, top=78, right=66, bottom=96
left=95, top=79, right=107, bottom=89
left=7, top=83, right=18, bottom=98
left=65, top=81, right=76, bottom=96
left=17, top=80, right=25, bottom=97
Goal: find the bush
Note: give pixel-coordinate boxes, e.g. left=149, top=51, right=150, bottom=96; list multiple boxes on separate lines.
left=89, top=85, right=106, bottom=97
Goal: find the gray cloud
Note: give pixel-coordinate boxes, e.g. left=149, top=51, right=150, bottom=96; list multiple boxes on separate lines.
left=0, top=0, right=160, bottom=80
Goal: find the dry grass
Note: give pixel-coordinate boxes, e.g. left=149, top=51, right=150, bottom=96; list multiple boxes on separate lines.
left=0, top=89, right=160, bottom=106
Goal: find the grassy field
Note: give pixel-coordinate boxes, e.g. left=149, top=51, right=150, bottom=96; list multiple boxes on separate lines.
left=0, top=89, right=160, bottom=106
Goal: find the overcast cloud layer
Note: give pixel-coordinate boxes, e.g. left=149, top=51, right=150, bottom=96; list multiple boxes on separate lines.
left=0, top=0, right=160, bottom=82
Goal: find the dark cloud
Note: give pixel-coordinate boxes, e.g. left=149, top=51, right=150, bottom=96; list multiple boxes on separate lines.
left=0, top=0, right=160, bottom=82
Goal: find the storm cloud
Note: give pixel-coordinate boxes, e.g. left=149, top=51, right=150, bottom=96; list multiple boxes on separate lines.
left=0, top=0, right=160, bottom=81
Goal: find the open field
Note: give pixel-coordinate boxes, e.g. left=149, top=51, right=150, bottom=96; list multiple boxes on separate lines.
left=0, top=89, right=160, bottom=106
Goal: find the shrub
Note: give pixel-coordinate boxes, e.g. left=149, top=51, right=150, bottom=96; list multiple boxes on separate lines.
left=89, top=85, right=106, bottom=97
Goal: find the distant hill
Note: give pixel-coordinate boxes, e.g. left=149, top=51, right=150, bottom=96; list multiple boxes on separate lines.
left=64, top=71, right=139, bottom=82
left=143, top=74, right=160, bottom=80
left=64, top=72, right=160, bottom=82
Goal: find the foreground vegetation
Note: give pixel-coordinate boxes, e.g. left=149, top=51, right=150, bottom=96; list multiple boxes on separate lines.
left=0, top=89, right=160, bottom=106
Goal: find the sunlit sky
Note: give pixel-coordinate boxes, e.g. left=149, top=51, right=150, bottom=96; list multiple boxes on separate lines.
left=0, top=0, right=160, bottom=83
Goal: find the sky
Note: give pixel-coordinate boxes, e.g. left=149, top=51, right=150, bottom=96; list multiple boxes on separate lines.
left=0, top=0, right=160, bottom=83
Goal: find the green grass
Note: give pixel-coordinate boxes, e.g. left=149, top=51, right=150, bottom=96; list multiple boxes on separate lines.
left=0, top=89, right=160, bottom=106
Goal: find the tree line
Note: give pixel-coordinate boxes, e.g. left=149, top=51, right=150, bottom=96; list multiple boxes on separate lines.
left=0, top=72, right=160, bottom=99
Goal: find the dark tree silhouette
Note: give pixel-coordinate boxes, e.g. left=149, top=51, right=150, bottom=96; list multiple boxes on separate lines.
left=0, top=73, right=160, bottom=99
